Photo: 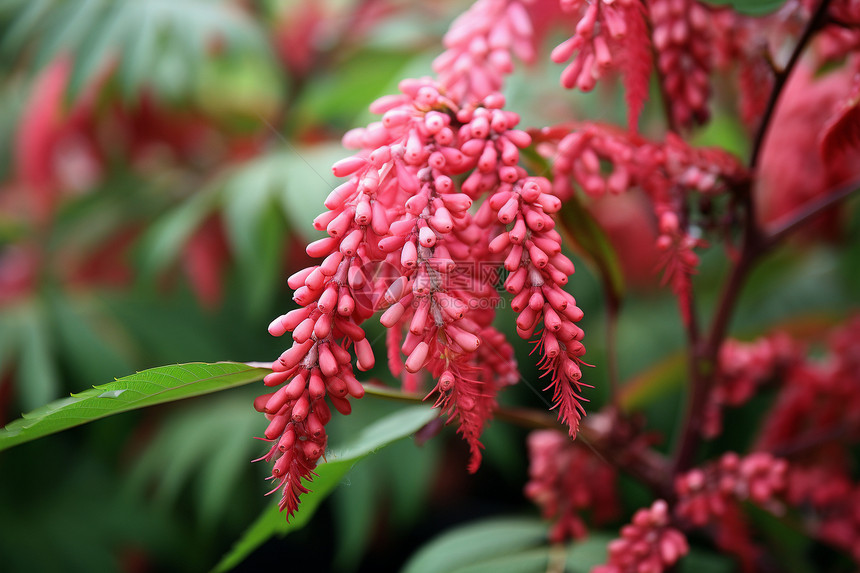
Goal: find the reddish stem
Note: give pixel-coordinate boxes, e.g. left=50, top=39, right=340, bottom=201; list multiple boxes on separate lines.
left=673, top=0, right=835, bottom=473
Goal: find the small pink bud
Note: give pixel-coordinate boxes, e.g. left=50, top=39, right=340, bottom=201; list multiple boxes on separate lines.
left=340, top=229, right=364, bottom=257
left=332, top=156, right=367, bottom=178
left=284, top=372, right=308, bottom=400
left=343, top=373, right=365, bottom=398
left=318, top=344, right=339, bottom=376
left=265, top=414, right=289, bottom=440
left=504, top=266, right=527, bottom=293
left=410, top=300, right=430, bottom=335
left=509, top=217, right=527, bottom=244
left=305, top=268, right=326, bottom=290
left=269, top=307, right=310, bottom=336
left=448, top=325, right=480, bottom=351
left=287, top=267, right=315, bottom=290
left=401, top=240, right=418, bottom=269
left=381, top=302, right=407, bottom=328
left=536, top=193, right=562, bottom=213
left=355, top=337, right=375, bottom=371
left=498, top=196, right=520, bottom=224
left=405, top=341, right=430, bottom=373
left=326, top=376, right=348, bottom=397
left=319, top=252, right=344, bottom=276
left=379, top=235, right=406, bottom=252
left=308, top=371, right=326, bottom=400
left=314, top=313, right=333, bottom=339
left=429, top=207, right=453, bottom=233
left=385, top=276, right=408, bottom=305
left=489, top=232, right=510, bottom=253
left=263, top=370, right=292, bottom=387
left=325, top=181, right=357, bottom=210
left=277, top=428, right=296, bottom=452
left=338, top=292, right=355, bottom=316
left=307, top=236, right=337, bottom=258
left=419, top=226, right=437, bottom=247
left=292, top=317, right=315, bottom=343
left=440, top=193, right=472, bottom=211
left=313, top=209, right=338, bottom=231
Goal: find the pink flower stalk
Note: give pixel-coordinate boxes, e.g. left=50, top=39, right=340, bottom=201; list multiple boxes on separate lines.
left=785, top=463, right=860, bottom=563
left=757, top=315, right=860, bottom=451
left=675, top=452, right=787, bottom=528
left=704, top=334, right=798, bottom=438
left=647, top=0, right=713, bottom=128
left=262, top=69, right=583, bottom=513
left=524, top=429, right=620, bottom=541
left=593, top=500, right=689, bottom=573
left=433, top=0, right=537, bottom=102
left=537, top=123, right=745, bottom=326
left=485, top=174, right=589, bottom=436
left=551, top=0, right=652, bottom=129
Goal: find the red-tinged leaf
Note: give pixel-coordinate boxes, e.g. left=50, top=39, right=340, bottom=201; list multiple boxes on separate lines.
left=620, top=3, right=651, bottom=132
left=819, top=79, right=860, bottom=161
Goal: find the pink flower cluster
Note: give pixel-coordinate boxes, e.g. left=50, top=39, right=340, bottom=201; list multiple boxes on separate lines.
left=675, top=452, right=787, bottom=527
left=536, top=123, right=745, bottom=324
left=524, top=429, right=620, bottom=541
left=757, top=316, right=860, bottom=451
left=263, top=73, right=587, bottom=513
left=434, top=0, right=537, bottom=102
left=785, top=463, right=860, bottom=563
left=648, top=0, right=713, bottom=127
left=704, top=333, right=798, bottom=438
left=551, top=0, right=651, bottom=128
left=593, top=500, right=689, bottom=573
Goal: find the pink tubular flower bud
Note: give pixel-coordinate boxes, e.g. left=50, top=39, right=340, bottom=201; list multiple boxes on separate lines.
left=307, top=237, right=338, bottom=258
left=355, top=337, right=375, bottom=371
left=405, top=341, right=430, bottom=373
left=331, top=156, right=367, bottom=178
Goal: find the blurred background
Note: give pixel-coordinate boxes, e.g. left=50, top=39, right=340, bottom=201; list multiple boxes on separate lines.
left=1, top=1, right=858, bottom=572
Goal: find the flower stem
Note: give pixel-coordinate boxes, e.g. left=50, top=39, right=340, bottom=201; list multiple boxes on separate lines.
left=748, top=0, right=834, bottom=171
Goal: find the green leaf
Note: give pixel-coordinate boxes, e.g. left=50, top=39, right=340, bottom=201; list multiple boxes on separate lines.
left=1, top=0, right=278, bottom=102
left=136, top=188, right=219, bottom=278
left=48, top=294, right=132, bottom=384
left=557, top=193, right=626, bottom=303
left=212, top=405, right=439, bottom=573
left=451, top=548, right=552, bottom=573
left=15, top=304, right=60, bottom=411
left=0, top=362, right=269, bottom=452
left=402, top=517, right=549, bottom=573
left=565, top=533, right=615, bottom=572
left=698, top=0, right=789, bottom=15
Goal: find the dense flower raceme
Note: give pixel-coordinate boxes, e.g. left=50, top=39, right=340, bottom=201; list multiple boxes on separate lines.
left=551, top=0, right=652, bottom=129
left=524, top=429, right=620, bottom=542
left=785, top=463, right=860, bottom=563
left=704, top=333, right=799, bottom=438
left=698, top=316, right=860, bottom=449
left=757, top=315, right=860, bottom=451
left=434, top=0, right=538, bottom=102
left=535, top=122, right=746, bottom=325
left=674, top=452, right=787, bottom=571
left=593, top=500, right=689, bottom=573
left=262, top=77, right=587, bottom=515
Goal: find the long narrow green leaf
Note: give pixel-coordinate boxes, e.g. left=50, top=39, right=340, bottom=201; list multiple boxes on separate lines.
left=699, top=0, right=788, bottom=15
left=0, top=362, right=269, bottom=452
left=402, top=517, right=549, bottom=573
left=212, top=405, right=439, bottom=573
